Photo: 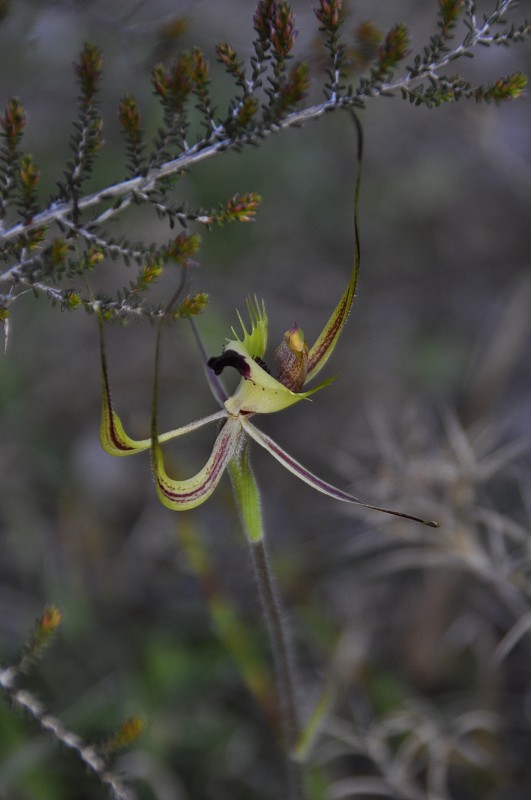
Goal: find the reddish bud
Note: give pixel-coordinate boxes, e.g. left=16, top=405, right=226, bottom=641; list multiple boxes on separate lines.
left=164, top=232, right=201, bottom=265
left=151, top=64, right=170, bottom=98
left=277, top=61, right=310, bottom=111
left=352, top=21, right=382, bottom=68
left=1, top=97, right=26, bottom=143
left=223, top=192, right=261, bottom=223
left=476, top=72, right=527, bottom=103
left=190, top=48, right=209, bottom=84
left=19, top=154, right=39, bottom=193
left=85, top=246, right=104, bottom=266
left=74, top=43, right=103, bottom=100
left=158, top=15, right=188, bottom=42
left=376, top=23, right=409, bottom=78
left=216, top=42, right=239, bottom=68
left=39, top=606, right=63, bottom=636
left=177, top=292, right=209, bottom=318
left=439, top=0, right=465, bottom=30
left=105, top=717, right=145, bottom=753
left=119, top=94, right=142, bottom=134
left=315, top=0, right=343, bottom=33
left=50, top=238, right=68, bottom=265
left=270, top=1, right=298, bottom=60
left=254, top=0, right=276, bottom=40
left=236, top=96, right=259, bottom=126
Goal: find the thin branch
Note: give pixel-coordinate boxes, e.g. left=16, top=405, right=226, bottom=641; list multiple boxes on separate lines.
left=1, top=0, right=522, bottom=251
left=0, top=666, right=137, bottom=800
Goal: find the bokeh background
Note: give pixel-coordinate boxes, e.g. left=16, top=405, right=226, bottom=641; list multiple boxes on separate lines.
left=1, top=1, right=530, bottom=798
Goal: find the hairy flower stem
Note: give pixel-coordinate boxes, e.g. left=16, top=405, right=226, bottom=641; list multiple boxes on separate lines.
left=250, top=537, right=306, bottom=800
left=229, top=440, right=307, bottom=800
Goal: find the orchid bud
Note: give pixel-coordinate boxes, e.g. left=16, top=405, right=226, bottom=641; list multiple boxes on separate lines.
left=274, top=324, right=308, bottom=391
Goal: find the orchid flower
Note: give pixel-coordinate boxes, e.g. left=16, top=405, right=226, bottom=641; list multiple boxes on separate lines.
left=98, top=116, right=436, bottom=533
left=98, top=260, right=437, bottom=533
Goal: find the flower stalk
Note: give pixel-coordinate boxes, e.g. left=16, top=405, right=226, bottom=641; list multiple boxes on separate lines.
left=229, top=439, right=306, bottom=799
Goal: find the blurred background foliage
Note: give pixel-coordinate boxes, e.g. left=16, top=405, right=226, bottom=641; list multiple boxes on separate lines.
left=0, top=1, right=530, bottom=798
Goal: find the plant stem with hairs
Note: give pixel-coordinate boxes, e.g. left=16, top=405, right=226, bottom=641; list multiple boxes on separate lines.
left=229, top=439, right=306, bottom=800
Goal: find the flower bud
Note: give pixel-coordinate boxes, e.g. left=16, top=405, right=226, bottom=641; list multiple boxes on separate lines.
left=274, top=324, right=308, bottom=391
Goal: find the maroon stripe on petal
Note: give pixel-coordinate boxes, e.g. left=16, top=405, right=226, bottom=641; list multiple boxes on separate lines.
left=307, top=295, right=350, bottom=376
left=155, top=420, right=239, bottom=504
left=243, top=420, right=438, bottom=528
left=108, top=414, right=136, bottom=453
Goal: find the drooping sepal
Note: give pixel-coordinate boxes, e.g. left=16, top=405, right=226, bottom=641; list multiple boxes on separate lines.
left=98, top=313, right=226, bottom=456
left=98, top=313, right=153, bottom=456
left=241, top=418, right=438, bottom=527
left=151, top=415, right=242, bottom=510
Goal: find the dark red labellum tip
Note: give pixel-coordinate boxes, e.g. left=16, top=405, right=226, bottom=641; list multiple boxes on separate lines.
left=208, top=350, right=250, bottom=378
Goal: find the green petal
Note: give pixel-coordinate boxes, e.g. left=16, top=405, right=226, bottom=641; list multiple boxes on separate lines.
left=231, top=296, right=268, bottom=359
left=305, top=255, right=358, bottom=384
left=151, top=416, right=243, bottom=510
left=241, top=418, right=438, bottom=527
left=306, top=120, right=362, bottom=384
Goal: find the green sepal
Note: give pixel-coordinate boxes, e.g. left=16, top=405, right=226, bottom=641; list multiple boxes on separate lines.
left=151, top=416, right=242, bottom=510
left=98, top=312, right=152, bottom=456
left=98, top=312, right=226, bottom=456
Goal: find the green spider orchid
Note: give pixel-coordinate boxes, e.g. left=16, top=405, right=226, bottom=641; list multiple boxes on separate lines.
left=98, top=261, right=437, bottom=529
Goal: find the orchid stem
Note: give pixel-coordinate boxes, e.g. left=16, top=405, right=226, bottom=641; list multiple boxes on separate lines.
left=229, top=440, right=307, bottom=800
left=251, top=537, right=306, bottom=800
